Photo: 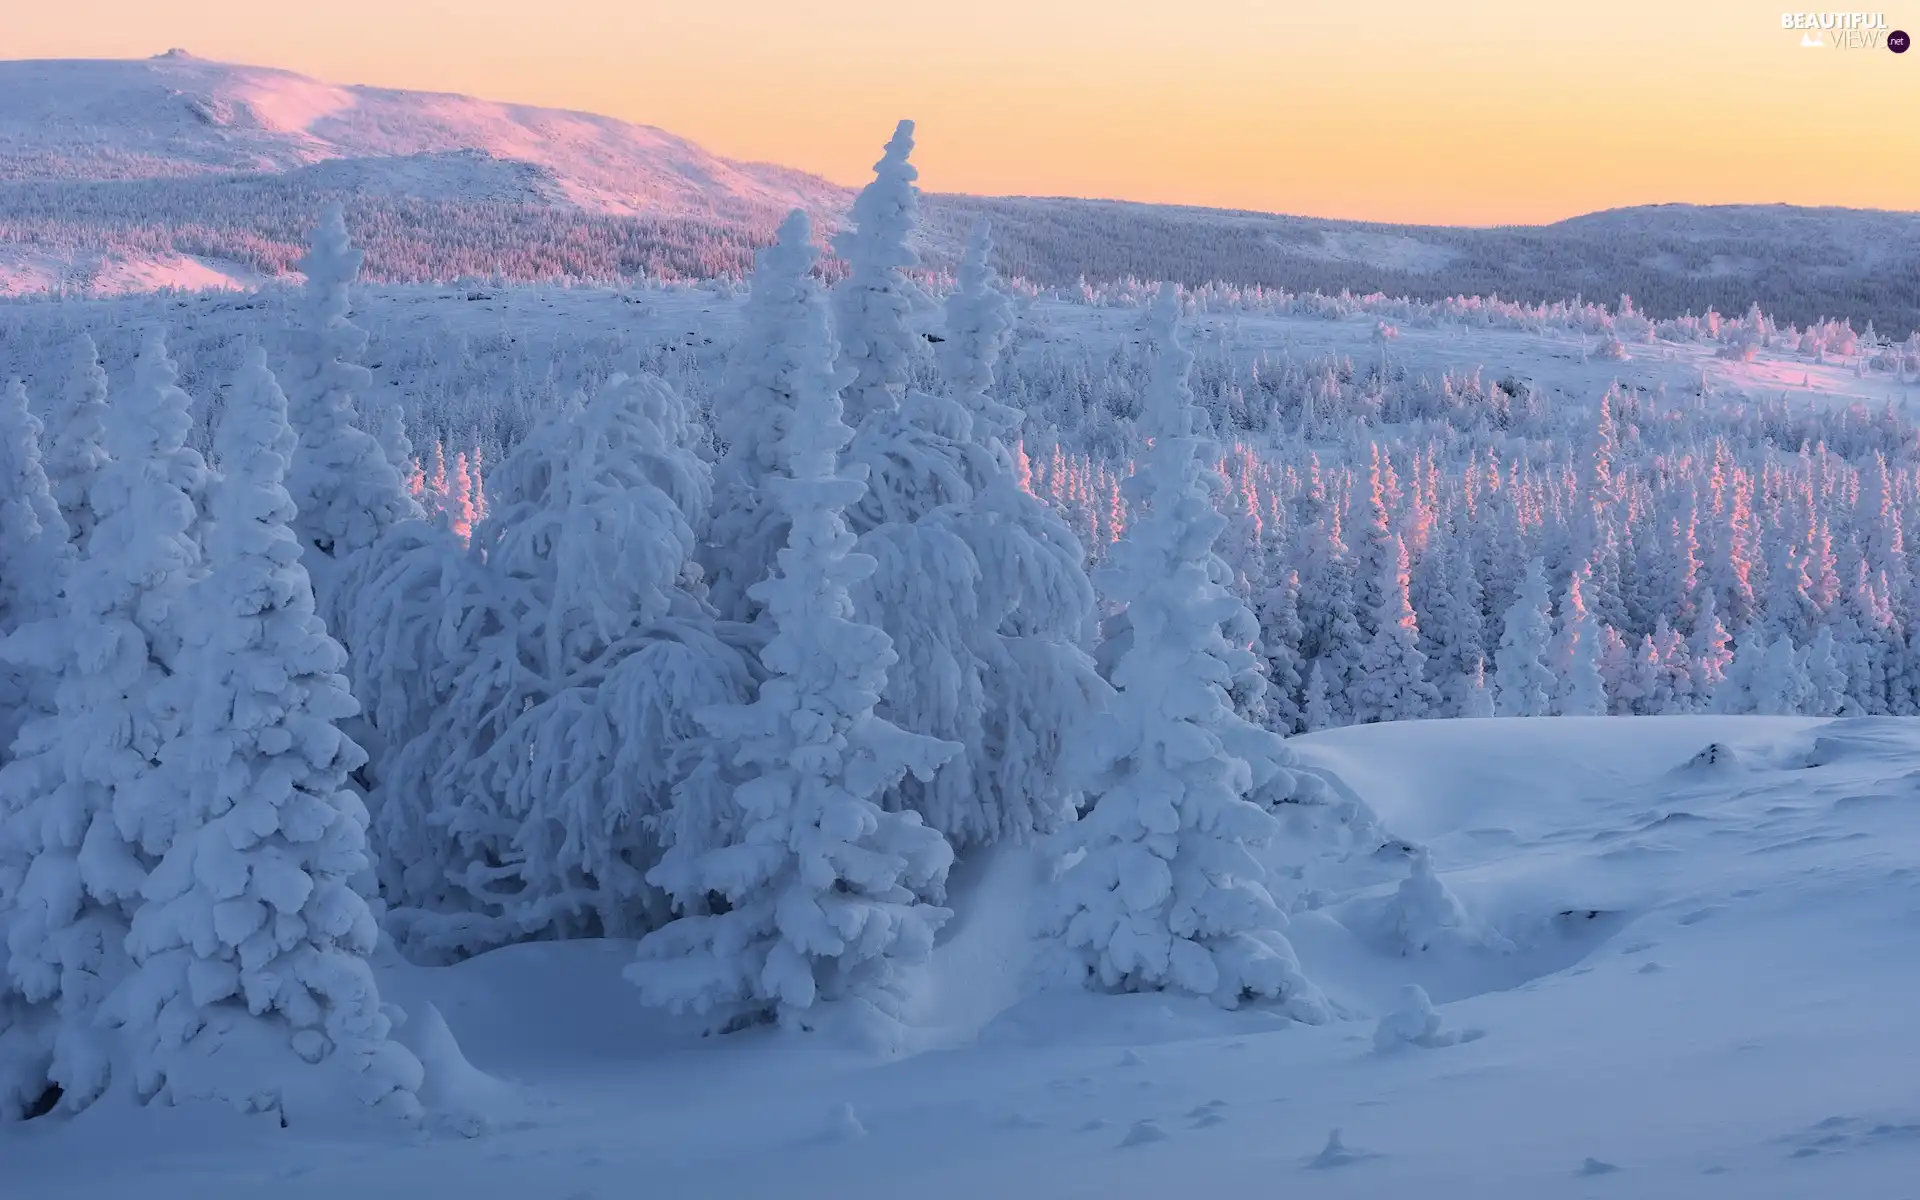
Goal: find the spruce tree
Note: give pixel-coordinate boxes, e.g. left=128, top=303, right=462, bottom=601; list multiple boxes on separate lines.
left=108, top=347, right=422, bottom=1121
left=631, top=246, right=958, bottom=1029
left=1040, top=287, right=1326, bottom=1018
left=0, top=330, right=205, bottom=1115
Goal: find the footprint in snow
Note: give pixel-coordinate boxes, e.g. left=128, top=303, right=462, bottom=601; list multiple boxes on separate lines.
left=1117, top=1049, right=1147, bottom=1067
left=1079, top=1118, right=1109, bottom=1133
left=1677, top=905, right=1724, bottom=925
left=1577, top=1157, right=1621, bottom=1176
left=998, top=1112, right=1045, bottom=1130
left=1118, top=1120, right=1168, bottom=1148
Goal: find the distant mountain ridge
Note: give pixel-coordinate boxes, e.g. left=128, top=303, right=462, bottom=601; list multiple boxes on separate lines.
left=2, top=52, right=1916, bottom=333
left=0, top=51, right=848, bottom=216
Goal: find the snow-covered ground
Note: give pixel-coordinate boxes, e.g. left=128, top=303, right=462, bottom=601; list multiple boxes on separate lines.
left=3, top=279, right=1911, bottom=445
left=6, top=715, right=1915, bottom=1199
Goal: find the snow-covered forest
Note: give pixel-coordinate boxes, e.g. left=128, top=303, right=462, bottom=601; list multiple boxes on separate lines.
left=3, top=109, right=1920, bottom=1198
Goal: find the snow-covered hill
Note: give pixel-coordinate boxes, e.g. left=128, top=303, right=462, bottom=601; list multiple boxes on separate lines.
left=0, top=51, right=846, bottom=218
left=2, top=51, right=1916, bottom=334
left=7, top=715, right=1916, bottom=1198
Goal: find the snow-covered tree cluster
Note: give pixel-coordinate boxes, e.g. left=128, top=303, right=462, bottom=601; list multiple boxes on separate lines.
left=1015, top=364, right=1920, bottom=724
left=4, top=122, right=1920, bottom=1125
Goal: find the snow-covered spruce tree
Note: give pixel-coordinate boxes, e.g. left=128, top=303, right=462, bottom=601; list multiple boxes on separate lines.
left=1805, top=625, right=1849, bottom=716
left=931, top=218, right=1103, bottom=843
left=832, top=130, right=1101, bottom=849
left=1746, top=633, right=1810, bottom=716
left=1303, top=660, right=1336, bottom=732
left=1422, top=527, right=1490, bottom=717
left=1256, top=567, right=1308, bottom=734
left=41, top=335, right=110, bottom=550
left=1038, top=287, right=1327, bottom=1017
left=107, top=347, right=421, bottom=1122
left=939, top=220, right=1022, bottom=448
left=1551, top=568, right=1609, bottom=716
left=0, top=330, right=205, bottom=1116
left=0, top=379, right=74, bottom=755
left=1689, top=587, right=1734, bottom=702
left=704, top=210, right=833, bottom=623
left=1351, top=534, right=1439, bottom=723
left=380, top=370, right=754, bottom=960
left=282, top=203, right=420, bottom=604
left=629, top=270, right=959, bottom=1031
left=0, top=378, right=74, bottom=1117
left=1494, top=558, right=1555, bottom=717
left=833, top=120, right=926, bottom=430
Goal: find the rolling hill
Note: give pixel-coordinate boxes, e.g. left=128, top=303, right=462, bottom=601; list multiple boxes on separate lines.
left=1, top=51, right=1916, bottom=333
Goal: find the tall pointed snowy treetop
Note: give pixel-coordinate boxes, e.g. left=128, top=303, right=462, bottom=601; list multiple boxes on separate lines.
left=706, top=209, right=848, bottom=622
left=90, top=330, right=207, bottom=605
left=833, top=120, right=922, bottom=425
left=284, top=203, right=419, bottom=583
left=939, top=220, right=1020, bottom=448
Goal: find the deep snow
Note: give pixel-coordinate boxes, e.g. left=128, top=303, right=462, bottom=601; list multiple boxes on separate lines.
left=5, top=714, right=1916, bottom=1198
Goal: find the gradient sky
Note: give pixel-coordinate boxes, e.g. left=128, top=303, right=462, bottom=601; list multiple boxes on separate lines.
left=7, top=0, right=1915, bottom=224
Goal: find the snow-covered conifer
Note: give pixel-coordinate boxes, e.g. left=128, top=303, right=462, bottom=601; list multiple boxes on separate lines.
left=1690, top=588, right=1734, bottom=700
left=1803, top=625, right=1847, bottom=715
left=41, top=335, right=110, bottom=550
left=1460, top=656, right=1495, bottom=718
left=630, top=268, right=959, bottom=1030
left=1494, top=558, right=1555, bottom=717
left=1352, top=534, right=1438, bottom=723
left=1039, top=288, right=1325, bottom=1017
left=1303, top=660, right=1336, bottom=731
left=705, top=211, right=837, bottom=623
left=833, top=121, right=924, bottom=426
left=283, top=204, right=418, bottom=600
left=1747, top=633, right=1810, bottom=715
left=940, top=220, right=1021, bottom=446
left=107, top=347, right=421, bottom=1121
left=1256, top=567, right=1308, bottom=734
left=0, top=330, right=205, bottom=1115
left=380, top=369, right=752, bottom=959
left=0, top=377, right=73, bottom=767
left=1552, top=569, right=1609, bottom=716
left=828, top=132, right=1101, bottom=850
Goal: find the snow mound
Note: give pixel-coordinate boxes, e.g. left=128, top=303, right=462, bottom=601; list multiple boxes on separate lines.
left=388, top=1001, right=515, bottom=1136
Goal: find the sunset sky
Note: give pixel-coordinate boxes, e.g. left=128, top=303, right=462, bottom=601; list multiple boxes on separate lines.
left=7, top=0, right=1914, bottom=225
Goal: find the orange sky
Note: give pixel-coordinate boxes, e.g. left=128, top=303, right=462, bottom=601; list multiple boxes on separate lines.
left=7, top=0, right=1916, bottom=224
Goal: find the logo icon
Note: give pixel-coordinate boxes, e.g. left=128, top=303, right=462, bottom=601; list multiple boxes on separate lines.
left=1890, top=28, right=1911, bottom=51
